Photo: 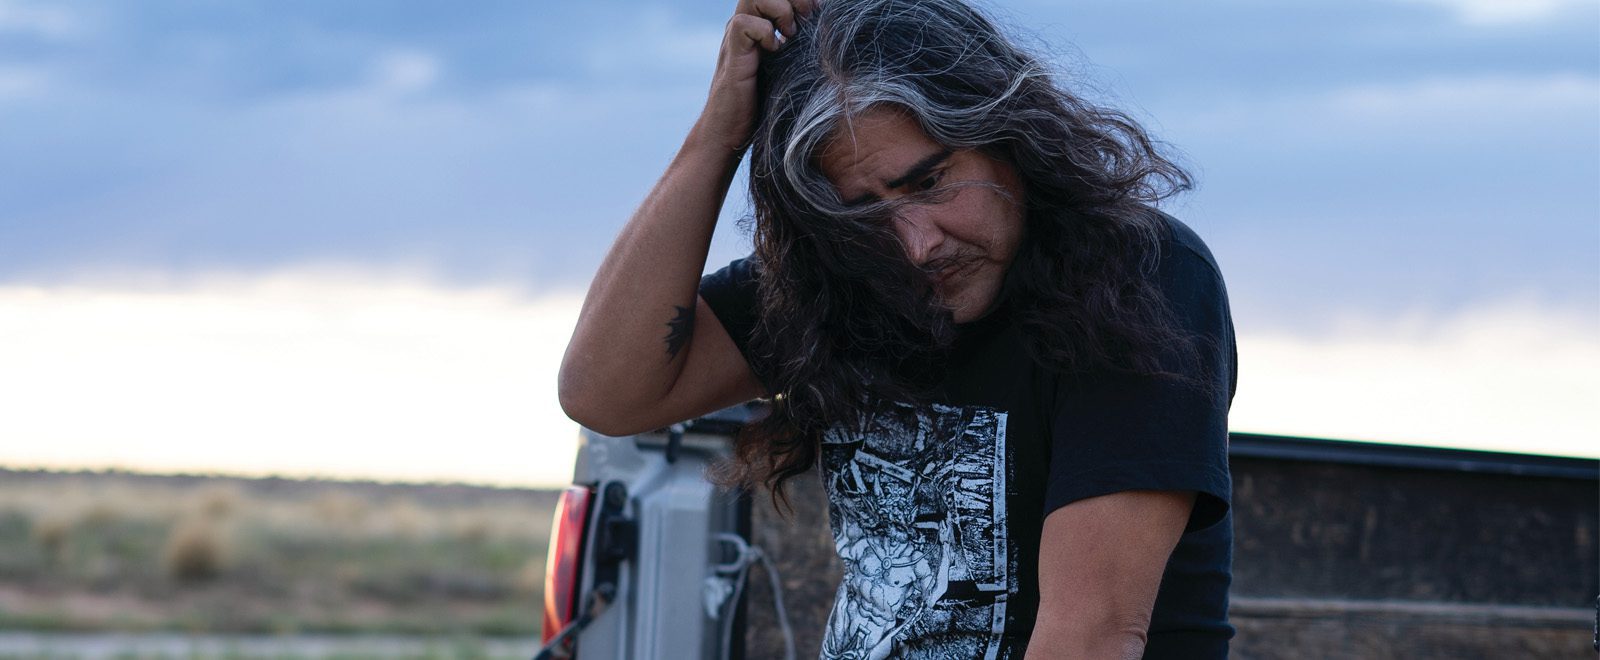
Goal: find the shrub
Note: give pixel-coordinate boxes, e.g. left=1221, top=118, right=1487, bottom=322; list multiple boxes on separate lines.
left=312, top=489, right=367, bottom=529
left=161, top=517, right=231, bottom=581
left=30, top=512, right=73, bottom=562
left=454, top=514, right=494, bottom=543
left=377, top=497, right=432, bottom=539
left=80, top=501, right=122, bottom=526
left=194, top=483, right=242, bottom=520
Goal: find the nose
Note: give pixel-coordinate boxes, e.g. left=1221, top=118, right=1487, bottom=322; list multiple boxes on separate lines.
left=891, top=205, right=945, bottom=266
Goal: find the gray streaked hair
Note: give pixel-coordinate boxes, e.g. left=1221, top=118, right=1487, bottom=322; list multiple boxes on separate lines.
left=720, top=0, right=1203, bottom=509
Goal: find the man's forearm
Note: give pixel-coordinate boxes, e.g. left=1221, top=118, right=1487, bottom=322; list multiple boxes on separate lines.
left=558, top=133, right=743, bottom=428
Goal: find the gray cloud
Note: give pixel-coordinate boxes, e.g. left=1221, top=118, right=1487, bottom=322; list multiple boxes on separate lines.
left=0, top=0, right=1593, bottom=328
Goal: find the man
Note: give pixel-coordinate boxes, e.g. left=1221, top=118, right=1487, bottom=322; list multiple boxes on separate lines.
left=559, top=0, right=1236, bottom=657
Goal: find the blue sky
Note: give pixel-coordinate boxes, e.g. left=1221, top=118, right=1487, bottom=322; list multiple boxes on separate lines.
left=0, top=0, right=1596, bottom=483
left=4, top=0, right=1596, bottom=327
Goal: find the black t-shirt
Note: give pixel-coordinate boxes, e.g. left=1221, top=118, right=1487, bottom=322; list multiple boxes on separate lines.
left=700, top=213, right=1236, bottom=659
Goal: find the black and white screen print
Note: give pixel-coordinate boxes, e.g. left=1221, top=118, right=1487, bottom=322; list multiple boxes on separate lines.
left=818, top=400, right=1015, bottom=660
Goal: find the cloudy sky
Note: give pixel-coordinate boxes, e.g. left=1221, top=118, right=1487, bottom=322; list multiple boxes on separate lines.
left=2, top=0, right=1596, bottom=486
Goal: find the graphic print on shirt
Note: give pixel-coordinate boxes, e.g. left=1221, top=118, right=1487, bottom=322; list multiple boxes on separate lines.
left=819, top=401, right=1014, bottom=660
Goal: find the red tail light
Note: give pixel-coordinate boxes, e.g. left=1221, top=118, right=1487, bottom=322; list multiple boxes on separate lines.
left=543, top=485, right=594, bottom=645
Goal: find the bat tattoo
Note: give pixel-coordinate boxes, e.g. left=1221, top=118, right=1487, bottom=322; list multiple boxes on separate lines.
left=664, top=304, right=694, bottom=359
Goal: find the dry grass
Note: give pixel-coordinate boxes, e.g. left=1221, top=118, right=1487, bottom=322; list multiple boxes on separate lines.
left=376, top=496, right=434, bottom=539
left=312, top=489, right=368, bottom=527
left=0, top=468, right=560, bottom=636
left=512, top=556, right=544, bottom=596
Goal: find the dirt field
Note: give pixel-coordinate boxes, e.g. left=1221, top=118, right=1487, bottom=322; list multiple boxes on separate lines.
left=0, top=468, right=560, bottom=646
left=0, top=631, right=542, bottom=659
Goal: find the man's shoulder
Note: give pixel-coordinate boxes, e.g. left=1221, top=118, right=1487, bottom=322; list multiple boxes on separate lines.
left=1147, top=208, right=1225, bottom=283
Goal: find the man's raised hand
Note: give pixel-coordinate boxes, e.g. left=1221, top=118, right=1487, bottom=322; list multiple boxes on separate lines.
left=693, top=0, right=816, bottom=155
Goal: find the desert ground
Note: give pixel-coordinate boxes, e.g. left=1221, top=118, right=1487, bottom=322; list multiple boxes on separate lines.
left=0, top=468, right=561, bottom=658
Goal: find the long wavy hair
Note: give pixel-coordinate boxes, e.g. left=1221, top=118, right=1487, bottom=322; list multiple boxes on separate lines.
left=720, top=0, right=1203, bottom=510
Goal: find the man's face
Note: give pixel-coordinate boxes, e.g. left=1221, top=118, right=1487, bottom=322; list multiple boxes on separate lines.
left=818, top=106, right=1027, bottom=324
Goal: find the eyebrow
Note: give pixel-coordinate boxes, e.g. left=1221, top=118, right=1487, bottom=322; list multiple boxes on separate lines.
left=843, top=148, right=954, bottom=206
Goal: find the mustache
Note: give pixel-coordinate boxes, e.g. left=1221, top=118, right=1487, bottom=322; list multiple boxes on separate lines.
left=918, top=250, right=983, bottom=279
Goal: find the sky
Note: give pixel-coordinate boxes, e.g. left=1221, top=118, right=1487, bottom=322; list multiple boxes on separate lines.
left=1, top=0, right=1596, bottom=486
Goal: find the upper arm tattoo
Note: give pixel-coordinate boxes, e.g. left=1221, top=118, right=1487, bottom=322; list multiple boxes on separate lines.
left=663, top=304, right=694, bottom=359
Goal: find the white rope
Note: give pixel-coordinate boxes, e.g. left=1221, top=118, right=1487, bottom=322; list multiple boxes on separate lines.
left=711, top=532, right=797, bottom=660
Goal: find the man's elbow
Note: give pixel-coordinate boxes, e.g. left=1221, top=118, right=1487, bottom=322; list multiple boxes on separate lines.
left=1027, top=610, right=1149, bottom=660
left=558, top=363, right=612, bottom=433
left=557, top=364, right=655, bottom=437
left=559, top=387, right=632, bottom=437
left=557, top=382, right=596, bottom=430
left=1102, top=621, right=1150, bottom=660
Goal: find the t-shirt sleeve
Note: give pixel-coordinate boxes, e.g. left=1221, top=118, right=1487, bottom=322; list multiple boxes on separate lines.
left=1044, top=242, right=1236, bottom=533
left=698, top=256, right=775, bottom=392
